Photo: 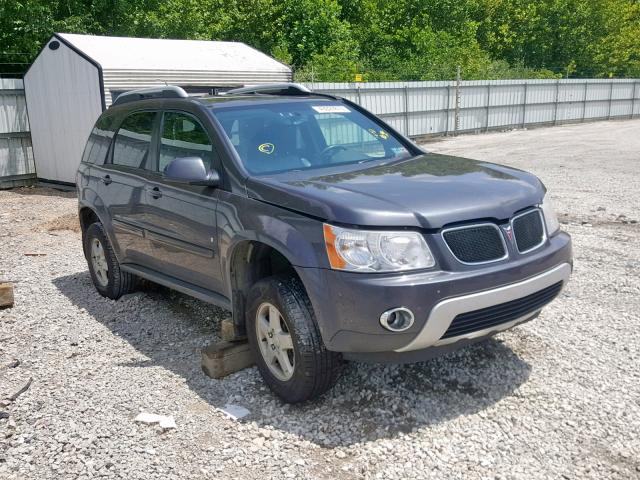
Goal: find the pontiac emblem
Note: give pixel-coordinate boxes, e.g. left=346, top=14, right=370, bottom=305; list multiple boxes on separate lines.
left=503, top=225, right=514, bottom=242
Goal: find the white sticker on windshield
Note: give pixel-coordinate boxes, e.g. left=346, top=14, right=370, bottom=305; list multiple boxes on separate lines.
left=312, top=105, right=351, bottom=114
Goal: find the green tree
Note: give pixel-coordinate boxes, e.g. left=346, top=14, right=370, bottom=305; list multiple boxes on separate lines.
left=474, top=0, right=640, bottom=77
left=1, top=0, right=639, bottom=80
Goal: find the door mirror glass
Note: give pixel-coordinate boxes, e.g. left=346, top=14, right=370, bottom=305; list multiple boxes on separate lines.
left=163, top=156, right=219, bottom=187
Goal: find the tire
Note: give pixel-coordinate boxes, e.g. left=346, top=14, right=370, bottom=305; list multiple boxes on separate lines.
left=246, top=275, right=342, bottom=403
left=84, top=222, right=138, bottom=299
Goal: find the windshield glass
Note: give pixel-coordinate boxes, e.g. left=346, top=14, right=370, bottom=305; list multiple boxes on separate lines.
left=211, top=99, right=411, bottom=175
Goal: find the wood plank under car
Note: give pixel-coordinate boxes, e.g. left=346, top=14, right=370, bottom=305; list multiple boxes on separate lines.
left=0, top=282, right=14, bottom=308
left=201, top=341, right=254, bottom=379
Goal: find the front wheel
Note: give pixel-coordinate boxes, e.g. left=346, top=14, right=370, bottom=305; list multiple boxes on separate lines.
left=246, top=275, right=342, bottom=403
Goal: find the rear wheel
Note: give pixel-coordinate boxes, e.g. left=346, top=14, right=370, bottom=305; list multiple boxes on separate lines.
left=84, top=222, right=137, bottom=299
left=246, top=275, right=342, bottom=403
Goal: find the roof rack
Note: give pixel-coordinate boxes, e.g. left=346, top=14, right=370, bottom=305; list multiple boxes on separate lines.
left=223, top=83, right=312, bottom=96
left=112, top=86, right=189, bottom=106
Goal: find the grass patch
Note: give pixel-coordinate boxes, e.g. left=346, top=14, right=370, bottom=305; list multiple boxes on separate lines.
left=40, top=213, right=81, bottom=233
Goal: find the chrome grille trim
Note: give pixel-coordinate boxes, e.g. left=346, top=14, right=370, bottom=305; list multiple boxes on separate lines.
left=441, top=222, right=509, bottom=265
left=511, top=208, right=547, bottom=254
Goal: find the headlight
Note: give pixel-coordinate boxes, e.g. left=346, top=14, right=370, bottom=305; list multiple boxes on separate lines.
left=541, top=195, right=560, bottom=235
left=323, top=224, right=435, bottom=272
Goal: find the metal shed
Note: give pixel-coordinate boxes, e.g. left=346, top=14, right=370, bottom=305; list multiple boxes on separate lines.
left=0, top=78, right=35, bottom=188
left=24, top=33, right=292, bottom=184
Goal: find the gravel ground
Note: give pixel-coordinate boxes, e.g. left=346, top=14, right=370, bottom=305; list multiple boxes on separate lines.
left=1, top=119, right=639, bottom=479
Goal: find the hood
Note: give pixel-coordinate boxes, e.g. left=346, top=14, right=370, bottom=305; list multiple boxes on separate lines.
left=246, top=153, right=545, bottom=229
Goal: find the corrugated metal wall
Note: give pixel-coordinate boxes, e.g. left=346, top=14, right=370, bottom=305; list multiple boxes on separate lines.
left=3, top=77, right=637, bottom=186
left=303, top=79, right=640, bottom=137
left=24, top=34, right=294, bottom=183
left=102, top=69, right=292, bottom=106
left=0, top=78, right=35, bottom=185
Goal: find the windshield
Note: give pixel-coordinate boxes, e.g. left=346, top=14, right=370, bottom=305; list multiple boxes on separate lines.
left=211, top=99, right=411, bottom=175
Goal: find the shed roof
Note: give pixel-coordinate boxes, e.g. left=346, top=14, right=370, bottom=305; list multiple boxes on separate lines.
left=56, top=33, right=291, bottom=74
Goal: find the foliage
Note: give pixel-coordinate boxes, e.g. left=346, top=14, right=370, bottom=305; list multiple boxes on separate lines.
left=0, top=0, right=638, bottom=80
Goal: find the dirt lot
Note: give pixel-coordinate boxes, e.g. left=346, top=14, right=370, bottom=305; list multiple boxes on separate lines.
left=1, top=119, right=639, bottom=479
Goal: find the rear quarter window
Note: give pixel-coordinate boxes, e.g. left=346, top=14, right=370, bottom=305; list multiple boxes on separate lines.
left=81, top=115, right=116, bottom=165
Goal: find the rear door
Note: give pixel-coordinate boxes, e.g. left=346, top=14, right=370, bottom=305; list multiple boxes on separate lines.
left=141, top=110, right=223, bottom=292
left=96, top=110, right=159, bottom=266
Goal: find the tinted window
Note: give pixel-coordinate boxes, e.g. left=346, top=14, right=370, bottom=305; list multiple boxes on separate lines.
left=81, top=115, right=116, bottom=165
left=112, top=111, right=156, bottom=169
left=159, top=112, right=214, bottom=173
left=212, top=100, right=410, bottom=175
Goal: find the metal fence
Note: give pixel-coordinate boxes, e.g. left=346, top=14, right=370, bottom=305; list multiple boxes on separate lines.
left=0, top=77, right=638, bottom=187
left=0, top=78, right=35, bottom=187
left=303, top=79, right=640, bottom=138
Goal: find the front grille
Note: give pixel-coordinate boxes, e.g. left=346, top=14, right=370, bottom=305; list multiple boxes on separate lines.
left=442, top=224, right=506, bottom=264
left=441, top=281, right=563, bottom=339
left=512, top=209, right=545, bottom=253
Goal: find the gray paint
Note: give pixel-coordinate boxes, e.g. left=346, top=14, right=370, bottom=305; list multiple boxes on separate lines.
left=296, top=232, right=571, bottom=352
left=397, top=262, right=571, bottom=351
left=245, top=153, right=544, bottom=229
left=77, top=92, right=572, bottom=360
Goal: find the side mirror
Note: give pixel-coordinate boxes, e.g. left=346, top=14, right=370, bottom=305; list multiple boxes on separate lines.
left=163, top=156, right=220, bottom=187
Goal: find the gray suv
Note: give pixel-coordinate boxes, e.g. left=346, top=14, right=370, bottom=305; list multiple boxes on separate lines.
left=77, top=83, right=572, bottom=403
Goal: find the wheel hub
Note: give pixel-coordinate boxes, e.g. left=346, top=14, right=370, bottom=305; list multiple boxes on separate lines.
left=255, top=303, right=295, bottom=381
left=90, top=238, right=109, bottom=287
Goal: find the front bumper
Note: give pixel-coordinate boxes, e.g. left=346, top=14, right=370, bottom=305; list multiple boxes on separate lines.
left=296, top=231, right=572, bottom=358
left=396, top=262, right=570, bottom=351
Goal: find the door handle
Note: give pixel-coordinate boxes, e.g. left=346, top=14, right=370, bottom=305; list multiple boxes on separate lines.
left=102, top=174, right=112, bottom=185
left=147, top=186, right=163, bottom=199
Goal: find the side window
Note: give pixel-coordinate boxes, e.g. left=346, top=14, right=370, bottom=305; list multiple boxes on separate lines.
left=112, top=111, right=156, bottom=169
left=81, top=115, right=116, bottom=165
left=159, top=112, right=214, bottom=173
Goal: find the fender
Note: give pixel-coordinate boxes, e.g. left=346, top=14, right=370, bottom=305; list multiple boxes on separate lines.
left=216, top=190, right=329, bottom=296
left=77, top=184, right=123, bottom=262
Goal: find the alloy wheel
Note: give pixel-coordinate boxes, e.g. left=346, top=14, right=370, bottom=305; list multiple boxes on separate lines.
left=90, top=238, right=109, bottom=287
left=255, top=302, right=295, bottom=381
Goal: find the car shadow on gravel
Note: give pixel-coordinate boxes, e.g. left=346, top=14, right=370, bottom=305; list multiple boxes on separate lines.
left=54, top=271, right=532, bottom=448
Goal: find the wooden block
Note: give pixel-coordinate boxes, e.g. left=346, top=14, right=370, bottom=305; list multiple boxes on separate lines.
left=220, top=317, right=247, bottom=342
left=220, top=317, right=237, bottom=342
left=201, top=341, right=254, bottom=379
left=0, top=283, right=14, bottom=308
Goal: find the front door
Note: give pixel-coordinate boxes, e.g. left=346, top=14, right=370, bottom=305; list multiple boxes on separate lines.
left=97, top=110, right=159, bottom=267
left=142, top=111, right=223, bottom=293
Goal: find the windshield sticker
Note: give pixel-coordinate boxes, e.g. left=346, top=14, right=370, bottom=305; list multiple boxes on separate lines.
left=367, top=129, right=390, bottom=140
left=312, top=105, right=351, bottom=114
left=258, top=143, right=275, bottom=154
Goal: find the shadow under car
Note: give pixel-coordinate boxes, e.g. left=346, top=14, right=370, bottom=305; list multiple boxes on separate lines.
left=53, top=271, right=532, bottom=447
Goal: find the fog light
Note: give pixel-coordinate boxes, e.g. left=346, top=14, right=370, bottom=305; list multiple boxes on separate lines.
left=380, top=307, right=415, bottom=332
